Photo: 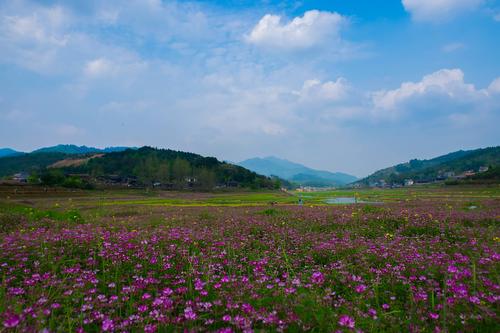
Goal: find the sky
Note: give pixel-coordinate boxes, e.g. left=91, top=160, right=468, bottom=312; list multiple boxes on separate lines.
left=0, top=0, right=499, bottom=177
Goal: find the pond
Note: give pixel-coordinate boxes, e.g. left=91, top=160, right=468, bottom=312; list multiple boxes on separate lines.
left=324, top=197, right=382, bottom=205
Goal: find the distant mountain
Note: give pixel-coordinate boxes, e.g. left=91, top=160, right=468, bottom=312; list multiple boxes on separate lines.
left=238, top=156, right=357, bottom=187
left=32, top=144, right=133, bottom=155
left=0, top=152, right=69, bottom=177
left=0, top=148, right=24, bottom=158
left=357, top=146, right=500, bottom=185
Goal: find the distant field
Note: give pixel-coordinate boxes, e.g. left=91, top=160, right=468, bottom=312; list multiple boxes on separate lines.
left=1, top=184, right=499, bottom=208
left=0, top=185, right=499, bottom=331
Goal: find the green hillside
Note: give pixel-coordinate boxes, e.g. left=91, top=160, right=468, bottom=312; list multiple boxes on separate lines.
left=0, top=147, right=277, bottom=190
left=0, top=148, right=23, bottom=158
left=357, top=146, right=500, bottom=185
left=0, top=152, right=69, bottom=177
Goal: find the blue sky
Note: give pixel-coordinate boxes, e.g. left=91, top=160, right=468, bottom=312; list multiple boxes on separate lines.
left=0, top=0, right=499, bottom=176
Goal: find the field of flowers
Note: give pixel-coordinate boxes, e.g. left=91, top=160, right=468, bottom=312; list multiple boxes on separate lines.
left=0, top=187, right=499, bottom=332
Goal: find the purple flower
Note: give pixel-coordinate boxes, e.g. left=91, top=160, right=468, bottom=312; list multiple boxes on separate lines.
left=355, top=284, right=367, bottom=293
left=3, top=314, right=20, bottom=328
left=223, top=314, right=231, bottom=322
left=338, top=314, right=355, bottom=328
left=144, top=324, right=157, bottom=333
left=311, top=272, right=325, bottom=285
left=429, top=312, right=439, bottom=320
left=184, top=307, right=197, bottom=320
left=382, top=303, right=390, bottom=310
left=469, top=295, right=480, bottom=304
left=102, top=318, right=114, bottom=332
left=162, top=287, right=173, bottom=296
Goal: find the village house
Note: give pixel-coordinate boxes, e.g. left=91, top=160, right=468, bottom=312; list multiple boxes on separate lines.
left=478, top=166, right=489, bottom=173
left=404, top=179, right=414, bottom=186
left=12, top=172, right=29, bottom=183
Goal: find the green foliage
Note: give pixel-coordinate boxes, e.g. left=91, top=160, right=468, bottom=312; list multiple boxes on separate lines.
left=0, top=152, right=68, bottom=177
left=359, top=146, right=500, bottom=185
left=39, top=169, right=93, bottom=189
left=68, top=146, right=275, bottom=189
left=40, top=169, right=66, bottom=185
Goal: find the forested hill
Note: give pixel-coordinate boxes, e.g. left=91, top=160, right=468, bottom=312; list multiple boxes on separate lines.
left=357, top=146, right=500, bottom=185
left=0, top=147, right=278, bottom=189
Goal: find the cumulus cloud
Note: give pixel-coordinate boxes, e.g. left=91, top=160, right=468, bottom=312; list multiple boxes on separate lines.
left=402, top=0, right=483, bottom=21
left=373, top=69, right=478, bottom=110
left=371, top=69, right=496, bottom=119
left=246, top=10, right=346, bottom=50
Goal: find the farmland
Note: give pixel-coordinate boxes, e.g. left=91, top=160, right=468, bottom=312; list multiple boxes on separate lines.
left=0, top=185, right=499, bottom=332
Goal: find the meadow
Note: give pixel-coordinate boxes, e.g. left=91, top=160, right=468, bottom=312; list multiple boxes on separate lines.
left=0, top=185, right=499, bottom=332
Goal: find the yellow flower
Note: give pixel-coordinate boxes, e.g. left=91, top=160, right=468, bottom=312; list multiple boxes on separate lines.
left=494, top=237, right=500, bottom=242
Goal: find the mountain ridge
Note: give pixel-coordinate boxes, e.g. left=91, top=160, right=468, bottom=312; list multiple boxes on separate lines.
left=32, top=144, right=134, bottom=155
left=0, top=148, right=23, bottom=158
left=238, top=156, right=357, bottom=187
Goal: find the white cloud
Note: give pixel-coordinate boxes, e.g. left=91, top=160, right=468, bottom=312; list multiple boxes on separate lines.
left=246, top=10, right=346, bottom=50
left=84, top=58, right=115, bottom=77
left=495, top=13, right=500, bottom=21
left=489, top=77, right=500, bottom=94
left=295, top=78, right=349, bottom=102
left=0, top=3, right=71, bottom=72
left=402, top=0, right=483, bottom=21
left=2, top=5, right=68, bottom=45
left=372, top=69, right=474, bottom=111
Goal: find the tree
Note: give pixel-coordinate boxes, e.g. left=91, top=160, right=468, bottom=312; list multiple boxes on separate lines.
left=156, top=161, right=170, bottom=183
left=196, top=168, right=216, bottom=190
left=40, top=169, right=65, bottom=186
left=171, top=158, right=191, bottom=187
